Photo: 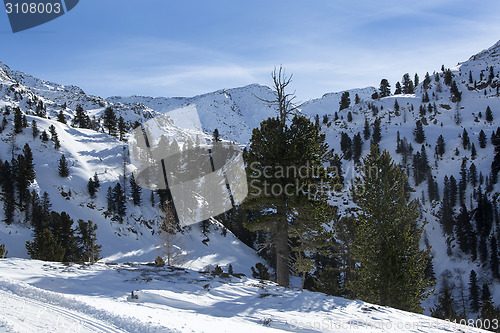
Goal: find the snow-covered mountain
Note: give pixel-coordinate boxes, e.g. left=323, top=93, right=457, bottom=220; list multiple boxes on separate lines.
left=0, top=40, right=499, bottom=332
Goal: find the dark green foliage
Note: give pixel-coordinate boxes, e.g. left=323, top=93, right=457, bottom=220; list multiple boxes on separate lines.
left=479, top=300, right=500, bottom=328
left=76, top=220, right=101, bottom=264
left=228, top=264, right=234, bottom=274
left=352, top=133, right=363, bottom=163
left=251, top=263, right=270, bottom=280
left=414, top=120, right=425, bottom=144
left=422, top=92, right=430, bottom=103
left=57, top=110, right=66, bottom=124
left=1, top=161, right=15, bottom=224
left=347, top=111, right=353, bottom=122
left=430, top=286, right=462, bottom=320
left=49, top=125, right=61, bottom=149
left=414, top=73, right=419, bottom=87
left=462, top=128, right=470, bottom=150
left=455, top=205, right=477, bottom=259
left=118, top=116, right=127, bottom=141
left=492, top=127, right=500, bottom=184
left=371, top=118, right=381, bottom=145
left=26, top=228, right=65, bottom=262
left=112, top=183, right=126, bottom=222
left=0, top=242, right=7, bottom=258
left=130, top=173, right=142, bottom=206
left=31, top=120, right=38, bottom=139
left=58, top=154, right=69, bottom=177
left=40, top=130, right=49, bottom=142
left=363, top=118, right=370, bottom=140
left=444, top=69, right=453, bottom=86
left=481, top=283, right=492, bottom=303
left=435, top=135, right=446, bottom=157
left=102, top=107, right=117, bottom=136
left=450, top=80, right=462, bottom=102
left=394, top=99, right=399, bottom=112
left=354, top=94, right=360, bottom=104
left=87, top=178, right=96, bottom=198
left=413, top=145, right=429, bottom=186
left=423, top=72, right=431, bottom=89
left=350, top=146, right=432, bottom=313
left=486, top=106, right=493, bottom=122
left=402, top=73, right=414, bottom=94
left=339, top=91, right=350, bottom=111
left=13, top=107, right=23, bottom=134
left=379, top=79, right=391, bottom=97
left=340, top=132, right=352, bottom=160
left=394, top=82, right=402, bottom=95
left=479, top=130, right=487, bottom=148
left=469, top=270, right=480, bottom=312
left=72, top=105, right=91, bottom=128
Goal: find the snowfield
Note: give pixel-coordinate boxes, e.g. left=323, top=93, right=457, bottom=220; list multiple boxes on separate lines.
left=0, top=258, right=489, bottom=333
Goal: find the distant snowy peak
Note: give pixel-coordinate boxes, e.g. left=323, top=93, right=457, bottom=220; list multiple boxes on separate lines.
left=108, top=84, right=276, bottom=143
left=456, top=40, right=500, bottom=73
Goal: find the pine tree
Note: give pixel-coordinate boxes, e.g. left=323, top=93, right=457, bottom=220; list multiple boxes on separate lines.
left=102, top=107, right=117, bottom=136
left=31, top=120, right=38, bottom=139
left=394, top=99, right=400, bottom=112
left=0, top=241, right=7, bottom=258
left=87, top=178, right=96, bottom=198
left=379, top=79, right=391, bottom=97
left=76, top=220, right=101, bottom=264
left=72, top=105, right=90, bottom=129
left=58, top=154, right=69, bottom=177
left=93, top=172, right=100, bottom=189
left=485, top=106, right=493, bottom=122
left=347, top=111, right=353, bottom=122
left=130, top=173, right=142, bottom=206
left=469, top=270, right=480, bottom=312
left=363, top=118, right=371, bottom=140
left=355, top=93, right=360, bottom=104
left=402, top=73, right=414, bottom=94
left=106, top=187, right=115, bottom=213
left=430, top=286, right=461, bottom=320
left=118, top=116, right=127, bottom=141
left=244, top=67, right=336, bottom=287
left=435, top=135, right=446, bottom=157
left=113, top=183, right=126, bottom=223
left=339, top=91, right=350, bottom=111
left=350, top=146, right=431, bottom=312
left=49, top=125, right=61, bottom=149
left=481, top=283, right=492, bottom=303
left=352, top=133, right=363, bottom=163
left=479, top=130, right=487, bottom=148
left=13, top=107, right=23, bottom=134
left=26, top=228, right=65, bottom=262
left=40, top=130, right=49, bottom=142
left=1, top=161, right=15, bottom=224
left=57, top=110, right=66, bottom=124
left=462, top=128, right=470, bottom=150
left=371, top=118, right=381, bottom=145
left=340, top=132, right=352, bottom=160
left=455, top=205, right=477, bottom=259
left=394, top=82, right=402, bottom=95
left=450, top=80, right=462, bottom=102
left=414, top=120, right=426, bottom=144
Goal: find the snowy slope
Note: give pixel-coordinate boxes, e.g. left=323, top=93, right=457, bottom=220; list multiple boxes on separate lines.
left=0, top=40, right=500, bottom=332
left=0, top=258, right=490, bottom=333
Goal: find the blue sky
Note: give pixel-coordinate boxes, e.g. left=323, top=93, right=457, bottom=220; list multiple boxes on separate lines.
left=1, top=0, right=500, bottom=101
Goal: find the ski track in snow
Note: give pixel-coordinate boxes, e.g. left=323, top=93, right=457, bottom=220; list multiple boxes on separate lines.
left=0, top=278, right=175, bottom=333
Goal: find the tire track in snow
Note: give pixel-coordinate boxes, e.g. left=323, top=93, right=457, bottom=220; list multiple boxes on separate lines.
left=0, top=278, right=177, bottom=333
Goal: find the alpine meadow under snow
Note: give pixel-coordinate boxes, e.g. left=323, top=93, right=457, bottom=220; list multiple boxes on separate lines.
left=0, top=41, right=499, bottom=332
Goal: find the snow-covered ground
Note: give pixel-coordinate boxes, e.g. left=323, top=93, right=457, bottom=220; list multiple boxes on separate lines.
left=0, top=258, right=490, bottom=333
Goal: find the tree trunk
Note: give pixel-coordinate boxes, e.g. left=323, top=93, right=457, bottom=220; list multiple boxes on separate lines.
left=275, top=221, right=289, bottom=287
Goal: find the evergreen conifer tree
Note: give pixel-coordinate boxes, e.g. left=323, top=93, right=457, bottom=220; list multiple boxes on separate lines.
left=13, top=107, right=23, bottom=134
left=485, top=106, right=493, bottom=122
left=31, top=120, right=38, bottom=139
left=102, top=107, right=117, bottom=136
left=363, top=118, right=370, bottom=140
left=430, top=286, right=461, bottom=320
left=76, top=220, right=101, bottom=264
left=130, top=173, right=142, bottom=206
left=57, top=110, right=66, bottom=124
left=435, top=135, right=446, bottom=157
left=26, top=228, right=65, bottom=262
left=350, top=146, right=431, bottom=312
left=469, top=270, right=480, bottom=312
left=58, top=154, right=69, bottom=177
left=394, top=82, right=402, bottom=95
left=479, top=130, right=487, bottom=148
left=371, top=119, right=381, bottom=145
left=339, top=92, right=350, bottom=111
left=352, top=133, right=363, bottom=163
left=414, top=120, right=426, bottom=144
left=379, top=79, right=391, bottom=97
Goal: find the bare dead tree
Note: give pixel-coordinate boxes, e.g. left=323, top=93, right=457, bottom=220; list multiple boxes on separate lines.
left=255, top=66, right=300, bottom=126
